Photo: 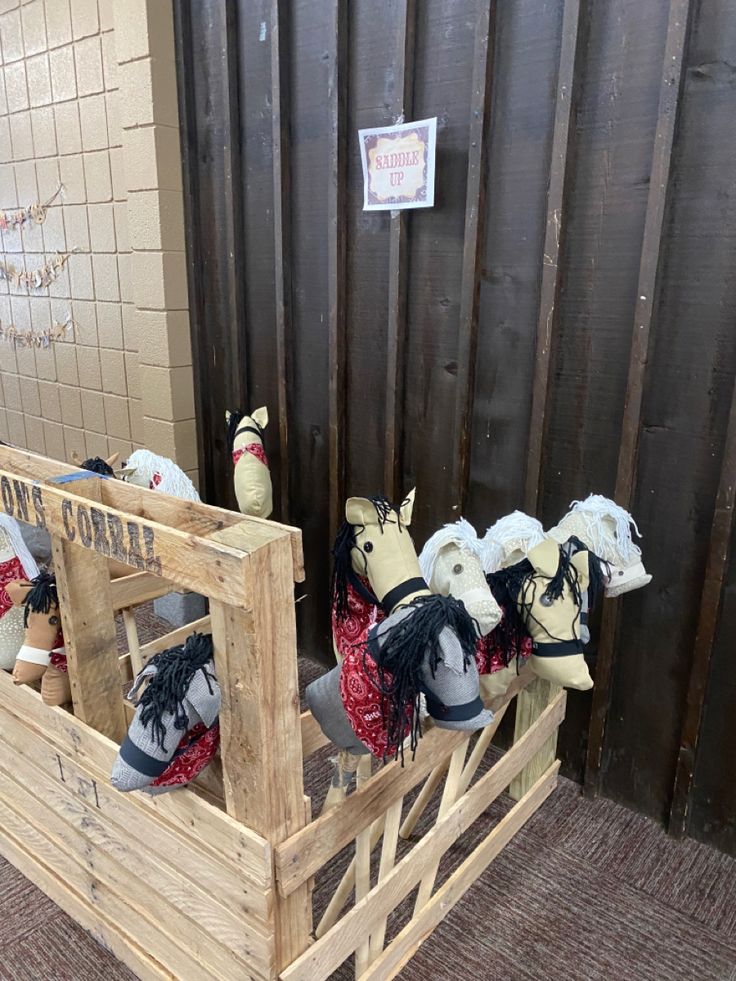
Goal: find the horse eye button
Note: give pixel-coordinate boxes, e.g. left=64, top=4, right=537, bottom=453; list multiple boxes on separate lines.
left=540, top=594, right=553, bottom=607
left=364, top=542, right=373, bottom=553
left=48, top=615, right=59, bottom=625
left=453, top=564, right=463, bottom=574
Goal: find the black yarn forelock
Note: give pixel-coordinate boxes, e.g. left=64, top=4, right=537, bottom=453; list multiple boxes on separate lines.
left=138, top=632, right=215, bottom=750
left=366, top=593, right=478, bottom=765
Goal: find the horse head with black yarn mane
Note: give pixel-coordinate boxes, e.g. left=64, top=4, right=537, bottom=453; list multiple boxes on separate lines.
left=307, top=489, right=492, bottom=765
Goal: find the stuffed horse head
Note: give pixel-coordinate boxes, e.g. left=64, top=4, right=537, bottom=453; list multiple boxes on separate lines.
left=307, top=490, right=491, bottom=763
left=226, top=407, right=273, bottom=519
left=120, top=449, right=200, bottom=501
left=548, top=494, right=651, bottom=597
left=0, top=514, right=39, bottom=670
left=9, top=571, right=70, bottom=705
left=418, top=518, right=502, bottom=637
left=72, top=451, right=122, bottom=476
left=112, top=632, right=220, bottom=795
left=483, top=516, right=607, bottom=690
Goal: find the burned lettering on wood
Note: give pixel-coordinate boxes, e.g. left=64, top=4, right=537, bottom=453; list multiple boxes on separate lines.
left=1, top=478, right=163, bottom=576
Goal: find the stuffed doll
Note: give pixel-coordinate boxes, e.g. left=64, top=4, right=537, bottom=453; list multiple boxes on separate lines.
left=0, top=514, right=39, bottom=670
left=10, top=571, right=70, bottom=706
left=547, top=493, right=651, bottom=597
left=306, top=491, right=491, bottom=765
left=111, top=632, right=220, bottom=794
left=225, top=407, right=273, bottom=519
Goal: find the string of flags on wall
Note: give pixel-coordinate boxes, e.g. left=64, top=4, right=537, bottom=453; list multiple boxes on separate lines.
left=0, top=315, right=76, bottom=348
left=0, top=185, right=63, bottom=232
left=0, top=184, right=78, bottom=348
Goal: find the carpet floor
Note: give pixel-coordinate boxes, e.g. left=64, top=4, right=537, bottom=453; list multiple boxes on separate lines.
left=1, top=609, right=735, bottom=980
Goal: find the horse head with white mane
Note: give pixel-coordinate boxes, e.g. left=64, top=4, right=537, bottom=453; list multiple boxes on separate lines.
left=307, top=490, right=492, bottom=765
left=225, top=407, right=273, bottom=519
left=418, top=518, right=501, bottom=637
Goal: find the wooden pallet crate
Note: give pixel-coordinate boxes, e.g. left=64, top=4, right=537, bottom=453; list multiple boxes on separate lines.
left=0, top=445, right=564, bottom=980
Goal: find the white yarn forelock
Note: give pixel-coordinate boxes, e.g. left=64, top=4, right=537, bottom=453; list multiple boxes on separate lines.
left=419, top=517, right=482, bottom=585
left=125, top=449, right=200, bottom=502
left=568, top=494, right=642, bottom=561
left=482, top=510, right=545, bottom=572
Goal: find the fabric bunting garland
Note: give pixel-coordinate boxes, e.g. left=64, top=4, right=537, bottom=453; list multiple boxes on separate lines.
left=0, top=315, right=75, bottom=348
left=0, top=186, right=63, bottom=233
left=0, top=249, right=77, bottom=291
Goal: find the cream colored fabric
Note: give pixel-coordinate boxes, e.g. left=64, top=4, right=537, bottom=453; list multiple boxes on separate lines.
left=229, top=407, right=273, bottom=519
left=548, top=494, right=651, bottom=597
left=479, top=664, right=518, bottom=700
left=519, top=539, right=593, bottom=691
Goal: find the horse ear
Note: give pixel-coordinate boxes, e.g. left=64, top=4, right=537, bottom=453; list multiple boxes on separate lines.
left=105, top=452, right=120, bottom=468
left=71, top=451, right=82, bottom=466
left=399, top=488, right=416, bottom=526
left=252, top=406, right=269, bottom=429
left=225, top=410, right=232, bottom=423
left=345, top=496, right=375, bottom=527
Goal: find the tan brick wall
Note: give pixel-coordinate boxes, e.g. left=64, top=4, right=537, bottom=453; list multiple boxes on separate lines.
left=0, top=0, right=198, bottom=486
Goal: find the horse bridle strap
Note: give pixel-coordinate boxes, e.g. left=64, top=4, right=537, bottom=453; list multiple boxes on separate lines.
left=235, top=424, right=263, bottom=442
left=381, top=577, right=428, bottom=614
left=422, top=690, right=486, bottom=723
left=532, top=638, right=584, bottom=657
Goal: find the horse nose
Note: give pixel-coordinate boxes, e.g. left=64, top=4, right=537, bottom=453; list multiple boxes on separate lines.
left=461, top=588, right=501, bottom=637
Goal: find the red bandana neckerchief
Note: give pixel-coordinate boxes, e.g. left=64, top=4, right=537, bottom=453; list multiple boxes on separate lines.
left=150, top=722, right=220, bottom=788
left=232, top=443, right=269, bottom=468
left=0, top=556, right=24, bottom=618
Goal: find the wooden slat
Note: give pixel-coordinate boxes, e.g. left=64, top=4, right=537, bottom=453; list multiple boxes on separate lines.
left=413, top=738, right=469, bottom=912
left=360, top=764, right=560, bottom=981
left=399, top=757, right=449, bottom=840
left=509, top=678, right=562, bottom=801
left=355, top=756, right=373, bottom=977
left=0, top=764, right=270, bottom=976
left=315, top=817, right=385, bottom=940
left=669, top=374, right=736, bottom=836
left=281, top=696, right=565, bottom=981
left=300, top=708, right=331, bottom=758
left=50, top=482, right=127, bottom=743
left=523, top=0, right=582, bottom=513
left=384, top=0, right=416, bottom=499
left=123, top=615, right=212, bottom=668
left=0, top=830, right=171, bottom=981
left=327, top=0, right=348, bottom=541
left=271, top=0, right=292, bottom=521
left=276, top=725, right=469, bottom=897
left=368, top=796, right=403, bottom=961
left=210, top=525, right=311, bottom=970
left=276, top=691, right=566, bottom=898
left=585, top=0, right=691, bottom=794
left=450, top=0, right=496, bottom=514
left=0, top=445, right=305, bottom=581
left=0, top=673, right=272, bottom=889
left=110, top=571, right=177, bottom=610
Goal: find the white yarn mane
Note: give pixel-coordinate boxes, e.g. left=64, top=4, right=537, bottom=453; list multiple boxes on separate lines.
left=0, top=512, right=39, bottom=579
left=482, top=510, right=546, bottom=572
left=419, top=518, right=483, bottom=585
left=566, top=494, right=642, bottom=561
left=124, top=450, right=200, bottom=502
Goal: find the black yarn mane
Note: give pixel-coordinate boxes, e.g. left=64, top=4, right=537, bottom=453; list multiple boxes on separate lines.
left=331, top=494, right=404, bottom=622
left=22, top=571, right=58, bottom=627
left=486, top=564, right=534, bottom=664
left=495, top=544, right=585, bottom=645
left=563, top=535, right=610, bottom=607
left=81, top=456, right=114, bottom=476
left=226, top=410, right=245, bottom=452
left=138, top=632, right=215, bottom=750
left=367, top=593, right=478, bottom=763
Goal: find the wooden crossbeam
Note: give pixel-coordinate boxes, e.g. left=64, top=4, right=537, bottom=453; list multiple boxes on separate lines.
left=281, top=694, right=565, bottom=981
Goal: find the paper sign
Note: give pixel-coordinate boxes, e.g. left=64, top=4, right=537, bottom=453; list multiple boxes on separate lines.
left=358, top=117, right=437, bottom=211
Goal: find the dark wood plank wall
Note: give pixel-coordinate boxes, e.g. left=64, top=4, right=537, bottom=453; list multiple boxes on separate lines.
left=174, top=0, right=736, bottom=854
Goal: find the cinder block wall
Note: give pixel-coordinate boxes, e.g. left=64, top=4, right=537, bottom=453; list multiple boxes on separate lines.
left=0, top=0, right=198, bottom=487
